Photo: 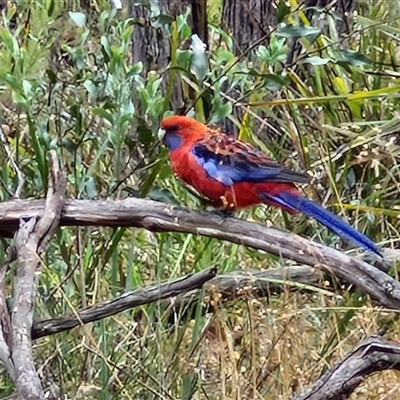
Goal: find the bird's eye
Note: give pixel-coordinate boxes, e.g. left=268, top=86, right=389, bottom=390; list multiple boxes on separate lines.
left=165, top=125, right=179, bottom=135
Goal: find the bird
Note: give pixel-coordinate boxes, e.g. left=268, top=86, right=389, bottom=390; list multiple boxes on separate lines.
left=158, top=115, right=381, bottom=256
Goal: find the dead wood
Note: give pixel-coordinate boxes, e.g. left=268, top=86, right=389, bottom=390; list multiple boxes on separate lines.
left=30, top=265, right=323, bottom=339
left=0, top=151, right=65, bottom=400
left=32, top=267, right=217, bottom=339
left=292, top=335, right=400, bottom=400
left=0, top=197, right=398, bottom=311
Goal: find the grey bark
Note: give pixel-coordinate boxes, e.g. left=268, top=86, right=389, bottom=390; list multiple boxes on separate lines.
left=292, top=335, right=400, bottom=400
left=30, top=265, right=324, bottom=339
left=0, top=197, right=397, bottom=310
left=0, top=152, right=65, bottom=400
left=32, top=267, right=217, bottom=339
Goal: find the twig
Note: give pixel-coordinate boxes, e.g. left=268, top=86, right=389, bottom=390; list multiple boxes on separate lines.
left=292, top=335, right=400, bottom=400
left=32, top=267, right=217, bottom=339
left=9, top=151, right=65, bottom=400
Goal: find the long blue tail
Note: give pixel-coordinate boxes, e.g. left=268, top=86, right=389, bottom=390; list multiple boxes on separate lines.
left=261, top=191, right=381, bottom=256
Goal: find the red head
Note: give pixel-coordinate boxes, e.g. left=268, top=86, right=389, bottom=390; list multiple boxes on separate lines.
left=159, top=115, right=207, bottom=150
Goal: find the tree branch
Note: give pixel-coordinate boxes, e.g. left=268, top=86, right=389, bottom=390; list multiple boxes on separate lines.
left=30, top=265, right=324, bottom=339
left=0, top=197, right=398, bottom=310
left=293, top=335, right=400, bottom=400
left=171, top=266, right=330, bottom=322
left=32, top=267, right=217, bottom=340
left=6, top=151, right=66, bottom=400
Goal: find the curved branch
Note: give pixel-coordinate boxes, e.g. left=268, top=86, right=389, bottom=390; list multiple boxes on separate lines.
left=30, top=265, right=324, bottom=339
left=0, top=197, right=398, bottom=310
left=32, top=267, right=217, bottom=339
left=293, top=335, right=400, bottom=400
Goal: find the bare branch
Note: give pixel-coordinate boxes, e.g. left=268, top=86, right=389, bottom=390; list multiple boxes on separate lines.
left=172, top=266, right=329, bottom=321
left=10, top=151, right=65, bottom=400
left=32, top=267, right=217, bottom=339
left=0, top=198, right=398, bottom=310
left=30, top=265, right=327, bottom=340
left=293, top=335, right=400, bottom=400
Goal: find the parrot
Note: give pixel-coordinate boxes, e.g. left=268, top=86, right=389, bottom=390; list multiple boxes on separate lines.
left=158, top=115, right=380, bottom=256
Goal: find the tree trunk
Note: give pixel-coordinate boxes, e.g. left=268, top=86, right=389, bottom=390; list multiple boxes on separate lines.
left=222, top=0, right=354, bottom=59
left=222, top=0, right=277, bottom=55
left=128, top=0, right=208, bottom=109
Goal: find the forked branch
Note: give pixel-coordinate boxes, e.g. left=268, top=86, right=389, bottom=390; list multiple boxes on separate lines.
left=0, top=151, right=65, bottom=400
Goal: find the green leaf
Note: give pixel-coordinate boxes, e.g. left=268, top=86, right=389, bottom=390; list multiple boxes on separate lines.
left=27, top=115, right=47, bottom=189
left=121, top=100, right=134, bottom=118
left=276, top=0, right=291, bottom=23
left=69, top=105, right=83, bottom=135
left=100, top=36, right=111, bottom=61
left=137, top=125, right=153, bottom=147
left=153, top=13, right=174, bottom=29
left=302, top=56, right=333, bottom=66
left=340, top=49, right=373, bottom=67
left=0, top=28, right=18, bottom=55
left=69, top=11, right=86, bottom=27
left=121, top=24, right=134, bottom=42
left=264, top=74, right=290, bottom=90
left=92, top=108, right=114, bottom=124
left=61, top=138, right=76, bottom=154
left=276, top=24, right=322, bottom=39
left=47, top=0, right=55, bottom=17
left=148, top=186, right=179, bottom=205
left=46, top=69, right=57, bottom=84
left=11, top=91, right=28, bottom=111
left=84, top=177, right=98, bottom=199
left=248, top=72, right=290, bottom=90
left=3, top=73, right=22, bottom=92
left=217, top=102, right=232, bottom=120
left=127, top=62, right=143, bottom=77
left=345, top=168, right=356, bottom=190
left=22, top=80, right=32, bottom=97
left=190, top=34, right=209, bottom=83
left=83, top=80, right=98, bottom=100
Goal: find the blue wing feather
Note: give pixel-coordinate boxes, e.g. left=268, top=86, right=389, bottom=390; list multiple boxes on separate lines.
left=191, top=131, right=310, bottom=185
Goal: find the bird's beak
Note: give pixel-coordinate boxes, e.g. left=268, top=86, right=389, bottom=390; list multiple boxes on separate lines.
left=158, top=128, right=166, bottom=142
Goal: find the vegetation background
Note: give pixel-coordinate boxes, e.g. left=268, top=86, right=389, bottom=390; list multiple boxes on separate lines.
left=0, top=0, right=400, bottom=398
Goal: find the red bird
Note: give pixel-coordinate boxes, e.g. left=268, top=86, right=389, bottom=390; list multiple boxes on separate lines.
left=159, top=115, right=380, bottom=255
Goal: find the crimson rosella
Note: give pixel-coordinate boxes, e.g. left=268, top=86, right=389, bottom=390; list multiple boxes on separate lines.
left=158, top=115, right=380, bottom=255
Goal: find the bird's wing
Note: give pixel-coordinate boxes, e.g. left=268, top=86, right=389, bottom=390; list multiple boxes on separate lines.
left=191, top=130, right=311, bottom=186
